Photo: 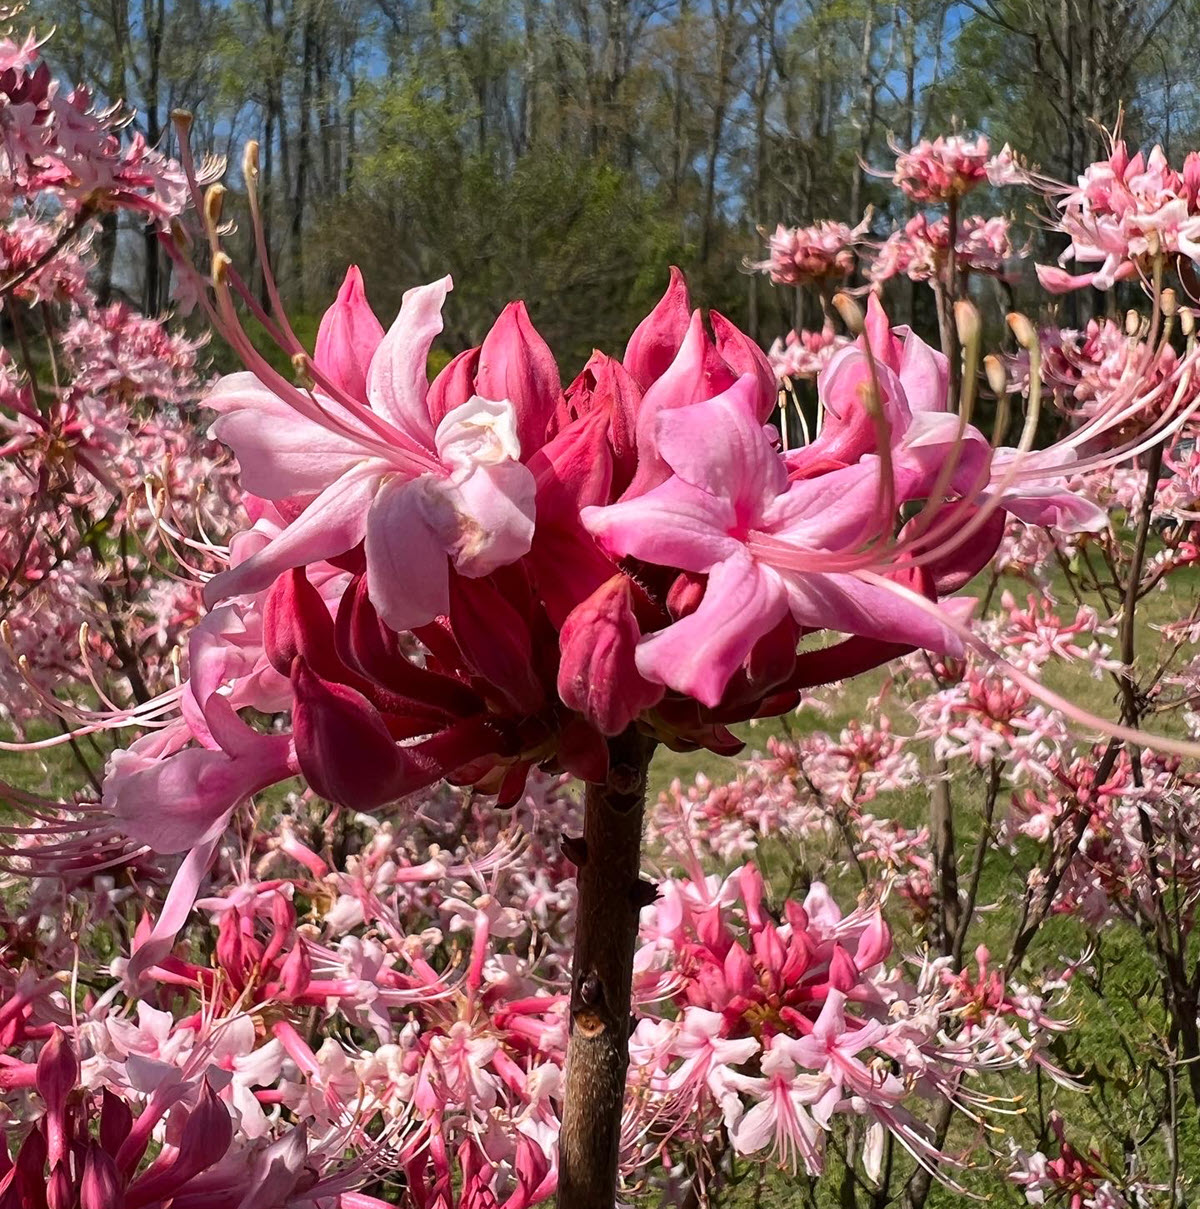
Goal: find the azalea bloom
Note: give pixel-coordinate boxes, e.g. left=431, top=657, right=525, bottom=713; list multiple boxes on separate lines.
left=890, top=133, right=998, bottom=202
left=1037, top=142, right=1200, bottom=292
left=583, top=374, right=961, bottom=706
left=753, top=217, right=869, bottom=286
left=205, top=271, right=536, bottom=632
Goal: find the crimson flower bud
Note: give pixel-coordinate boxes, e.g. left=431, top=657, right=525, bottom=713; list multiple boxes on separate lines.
left=47, top=1162, right=73, bottom=1209
left=448, top=575, right=544, bottom=715
left=126, top=1081, right=232, bottom=1205
left=622, top=266, right=691, bottom=389
left=292, top=659, right=416, bottom=810
left=476, top=301, right=561, bottom=456
left=99, top=1089, right=133, bottom=1159
left=81, top=1145, right=124, bottom=1209
left=711, top=310, right=776, bottom=421
left=557, top=576, right=664, bottom=736
left=426, top=346, right=480, bottom=428
left=278, top=940, right=313, bottom=1001
left=35, top=1028, right=78, bottom=1114
left=666, top=572, right=705, bottom=620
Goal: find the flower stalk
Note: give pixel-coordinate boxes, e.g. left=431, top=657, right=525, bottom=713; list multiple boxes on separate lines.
left=557, top=727, right=658, bottom=1209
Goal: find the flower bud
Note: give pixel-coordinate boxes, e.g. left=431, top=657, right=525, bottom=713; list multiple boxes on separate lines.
left=278, top=939, right=313, bottom=1000
left=476, top=301, right=562, bottom=456
left=99, top=1089, right=133, bottom=1159
left=623, top=266, right=691, bottom=389
left=426, top=346, right=481, bottom=428
left=853, top=912, right=892, bottom=970
left=263, top=568, right=334, bottom=678
left=666, top=572, right=706, bottom=619
left=557, top=576, right=664, bottom=736
left=711, top=311, right=776, bottom=421
left=293, top=659, right=415, bottom=809
left=448, top=574, right=545, bottom=715
left=47, top=1162, right=74, bottom=1209
left=827, top=943, right=859, bottom=991
left=81, top=1145, right=124, bottom=1209
left=35, top=1028, right=78, bottom=1115
left=313, top=266, right=385, bottom=401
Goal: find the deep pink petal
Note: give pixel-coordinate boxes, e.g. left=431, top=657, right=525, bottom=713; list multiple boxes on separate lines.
left=760, top=460, right=882, bottom=549
left=655, top=374, right=786, bottom=515
left=475, top=300, right=562, bottom=456
left=313, top=265, right=385, bottom=400
left=624, top=310, right=739, bottom=497
left=710, top=310, right=776, bottom=421
left=623, top=266, right=691, bottom=389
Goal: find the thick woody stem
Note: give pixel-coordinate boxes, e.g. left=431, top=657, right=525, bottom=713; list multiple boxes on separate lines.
left=556, top=727, right=657, bottom=1209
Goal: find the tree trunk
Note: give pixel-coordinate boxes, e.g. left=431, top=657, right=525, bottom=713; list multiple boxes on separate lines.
left=848, top=0, right=876, bottom=220
left=556, top=727, right=657, bottom=1209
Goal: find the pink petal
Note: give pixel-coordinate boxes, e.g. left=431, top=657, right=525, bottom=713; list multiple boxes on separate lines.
left=655, top=374, right=786, bottom=512
left=366, top=275, right=452, bottom=442
left=635, top=552, right=789, bottom=707
left=106, top=732, right=293, bottom=854
left=710, top=310, right=776, bottom=421
left=760, top=460, right=881, bottom=549
left=897, top=327, right=949, bottom=412
left=582, top=476, right=740, bottom=574
left=730, top=1098, right=775, bottom=1155
left=784, top=570, right=964, bottom=655
left=208, top=373, right=365, bottom=498
left=364, top=475, right=450, bottom=632
left=203, top=464, right=379, bottom=607
left=440, top=459, right=536, bottom=577
left=125, top=834, right=222, bottom=985
left=624, top=310, right=739, bottom=497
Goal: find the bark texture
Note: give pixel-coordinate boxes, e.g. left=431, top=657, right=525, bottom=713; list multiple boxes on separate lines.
left=556, top=727, right=657, bottom=1209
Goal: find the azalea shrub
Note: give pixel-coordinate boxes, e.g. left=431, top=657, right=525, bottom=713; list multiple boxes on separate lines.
left=3, top=21, right=1200, bottom=1209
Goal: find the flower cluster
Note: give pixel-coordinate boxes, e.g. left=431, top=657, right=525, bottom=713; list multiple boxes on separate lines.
left=0, top=28, right=190, bottom=220
left=767, top=323, right=849, bottom=383
left=753, top=217, right=870, bottom=286
left=890, top=134, right=1010, bottom=202
left=870, top=213, right=1014, bottom=283
left=1036, top=141, right=1200, bottom=292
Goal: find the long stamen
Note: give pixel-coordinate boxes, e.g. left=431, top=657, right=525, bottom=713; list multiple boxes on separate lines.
left=855, top=568, right=1200, bottom=762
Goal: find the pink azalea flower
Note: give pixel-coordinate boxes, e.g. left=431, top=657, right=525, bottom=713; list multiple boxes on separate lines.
left=582, top=374, right=962, bottom=706
left=204, top=271, right=536, bottom=633
left=728, top=1035, right=830, bottom=1173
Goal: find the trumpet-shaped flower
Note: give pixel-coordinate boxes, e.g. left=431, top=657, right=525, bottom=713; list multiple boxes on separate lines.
left=582, top=374, right=962, bottom=707
left=204, top=272, right=536, bottom=633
